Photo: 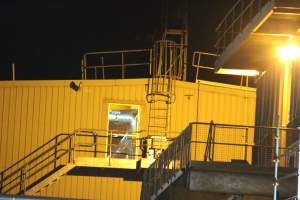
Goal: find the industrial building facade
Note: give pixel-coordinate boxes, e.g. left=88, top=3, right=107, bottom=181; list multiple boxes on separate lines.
left=0, top=79, right=255, bottom=199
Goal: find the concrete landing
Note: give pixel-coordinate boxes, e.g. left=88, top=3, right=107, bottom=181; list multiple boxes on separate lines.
left=188, top=161, right=297, bottom=198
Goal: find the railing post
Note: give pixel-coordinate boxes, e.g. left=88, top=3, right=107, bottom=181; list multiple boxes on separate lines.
left=0, top=172, right=3, bottom=193
left=68, top=136, right=72, bottom=163
left=54, top=136, right=58, bottom=168
left=121, top=52, right=125, bottom=79
left=273, top=116, right=280, bottom=200
left=297, top=127, right=300, bottom=200
left=101, top=56, right=105, bottom=80
left=20, top=167, right=26, bottom=194
left=244, top=128, right=249, bottom=161
left=73, top=133, right=76, bottom=163
left=94, top=134, right=97, bottom=158
left=109, top=131, right=113, bottom=166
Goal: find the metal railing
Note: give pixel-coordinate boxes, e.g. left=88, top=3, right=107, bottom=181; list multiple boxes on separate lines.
left=141, top=125, right=192, bottom=200
left=141, top=122, right=300, bottom=200
left=0, top=129, right=151, bottom=195
left=81, top=49, right=151, bottom=80
left=215, top=0, right=272, bottom=53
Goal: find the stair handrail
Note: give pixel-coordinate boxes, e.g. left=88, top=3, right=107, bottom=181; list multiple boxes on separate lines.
left=0, top=132, right=76, bottom=194
left=1, top=134, right=72, bottom=183
left=141, top=124, right=192, bottom=200
left=0, top=128, right=149, bottom=194
left=0, top=133, right=70, bottom=176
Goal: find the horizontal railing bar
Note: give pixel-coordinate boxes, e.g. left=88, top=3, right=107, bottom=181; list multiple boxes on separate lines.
left=190, top=122, right=298, bottom=131
left=1, top=134, right=72, bottom=182
left=0, top=134, right=68, bottom=175
left=83, top=49, right=151, bottom=56
left=85, top=63, right=150, bottom=69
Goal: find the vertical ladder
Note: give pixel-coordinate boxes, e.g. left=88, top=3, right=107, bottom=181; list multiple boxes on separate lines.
left=147, top=97, right=171, bottom=152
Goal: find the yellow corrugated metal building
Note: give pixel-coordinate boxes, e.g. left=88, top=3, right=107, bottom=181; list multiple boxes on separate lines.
left=0, top=78, right=256, bottom=199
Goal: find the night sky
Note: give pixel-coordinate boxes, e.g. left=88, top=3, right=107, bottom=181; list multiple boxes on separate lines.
left=0, top=1, right=238, bottom=82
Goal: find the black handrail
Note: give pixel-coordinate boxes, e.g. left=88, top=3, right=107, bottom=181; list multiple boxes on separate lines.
left=1, top=134, right=72, bottom=183
left=1, top=129, right=145, bottom=195
left=1, top=133, right=69, bottom=175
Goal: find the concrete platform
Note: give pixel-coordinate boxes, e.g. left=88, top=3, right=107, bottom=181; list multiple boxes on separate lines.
left=187, top=161, right=297, bottom=198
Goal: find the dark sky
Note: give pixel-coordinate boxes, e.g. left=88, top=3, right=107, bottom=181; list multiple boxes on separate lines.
left=0, top=1, right=237, bottom=81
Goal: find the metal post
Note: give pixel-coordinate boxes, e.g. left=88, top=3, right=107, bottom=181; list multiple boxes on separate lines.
left=54, top=137, right=58, bottom=168
left=68, top=136, right=72, bottom=163
left=101, top=56, right=105, bottom=79
left=94, top=134, right=97, bottom=158
left=0, top=172, right=3, bottom=193
left=20, top=168, right=24, bottom=193
left=273, top=116, right=280, bottom=200
left=12, top=63, right=15, bottom=81
left=149, top=49, right=152, bottom=76
left=73, top=133, right=76, bottom=163
left=81, top=59, right=84, bottom=80
left=244, top=128, right=249, bottom=161
left=109, top=131, right=112, bottom=166
left=297, top=127, right=300, bottom=200
left=121, top=52, right=125, bottom=79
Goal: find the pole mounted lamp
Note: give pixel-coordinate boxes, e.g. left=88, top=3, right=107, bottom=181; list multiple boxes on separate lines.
left=277, top=44, right=300, bottom=62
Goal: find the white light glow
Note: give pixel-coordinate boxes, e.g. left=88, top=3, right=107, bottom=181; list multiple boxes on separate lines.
left=278, top=44, right=300, bottom=61
left=215, top=68, right=260, bottom=76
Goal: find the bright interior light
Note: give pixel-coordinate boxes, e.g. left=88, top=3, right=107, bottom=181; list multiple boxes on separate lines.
left=278, top=44, right=300, bottom=61
left=215, top=68, right=260, bottom=77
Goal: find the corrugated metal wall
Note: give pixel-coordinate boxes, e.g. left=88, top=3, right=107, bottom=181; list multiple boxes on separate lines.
left=0, top=79, right=256, bottom=199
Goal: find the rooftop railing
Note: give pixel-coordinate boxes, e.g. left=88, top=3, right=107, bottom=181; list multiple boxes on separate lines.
left=81, top=49, right=152, bottom=80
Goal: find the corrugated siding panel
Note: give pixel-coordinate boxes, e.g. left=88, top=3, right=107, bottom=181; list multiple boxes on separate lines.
left=0, top=79, right=256, bottom=199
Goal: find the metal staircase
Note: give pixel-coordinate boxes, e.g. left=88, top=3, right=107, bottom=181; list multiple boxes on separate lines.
left=0, top=133, right=76, bottom=195
left=0, top=129, right=143, bottom=196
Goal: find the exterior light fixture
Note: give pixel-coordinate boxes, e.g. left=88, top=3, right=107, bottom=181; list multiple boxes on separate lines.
left=69, top=81, right=80, bottom=91
left=215, top=68, right=260, bottom=77
left=277, top=44, right=300, bottom=61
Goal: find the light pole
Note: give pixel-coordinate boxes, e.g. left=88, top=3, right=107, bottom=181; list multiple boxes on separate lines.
left=273, top=43, right=299, bottom=200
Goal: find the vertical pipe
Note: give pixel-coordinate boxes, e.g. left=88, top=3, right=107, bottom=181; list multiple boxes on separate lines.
left=12, top=63, right=15, bottom=81
left=273, top=115, right=280, bottom=200
left=297, top=127, right=300, bottom=200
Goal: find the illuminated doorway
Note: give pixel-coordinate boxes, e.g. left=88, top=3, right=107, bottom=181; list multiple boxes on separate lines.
left=107, top=103, right=140, bottom=159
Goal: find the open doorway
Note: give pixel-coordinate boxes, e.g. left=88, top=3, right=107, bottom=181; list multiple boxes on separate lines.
left=107, top=103, right=140, bottom=159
